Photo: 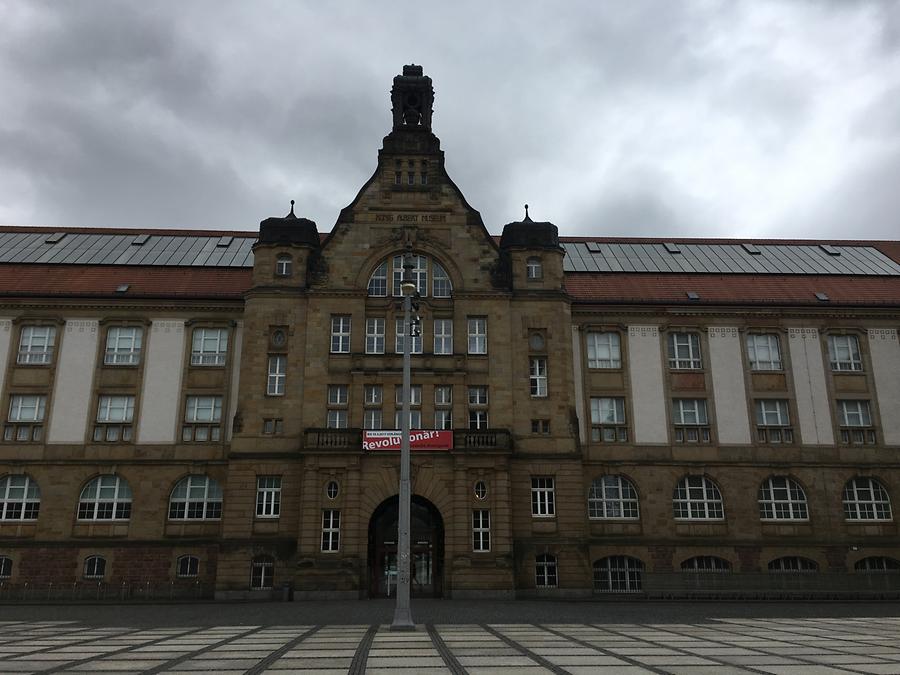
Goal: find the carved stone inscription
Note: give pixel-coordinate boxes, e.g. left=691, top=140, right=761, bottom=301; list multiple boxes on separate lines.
left=373, top=213, right=447, bottom=223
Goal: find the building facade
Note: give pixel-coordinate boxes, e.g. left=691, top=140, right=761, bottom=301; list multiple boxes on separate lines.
left=1, top=66, right=899, bottom=600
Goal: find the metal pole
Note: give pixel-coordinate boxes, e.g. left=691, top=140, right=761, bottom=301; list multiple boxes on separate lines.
left=392, top=256, right=415, bottom=631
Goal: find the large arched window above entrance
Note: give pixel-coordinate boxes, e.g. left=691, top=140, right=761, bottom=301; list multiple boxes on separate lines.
left=366, top=254, right=452, bottom=298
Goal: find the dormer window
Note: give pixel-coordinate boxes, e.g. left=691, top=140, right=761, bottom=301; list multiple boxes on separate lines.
left=275, top=255, right=292, bottom=277
left=526, top=257, right=542, bottom=280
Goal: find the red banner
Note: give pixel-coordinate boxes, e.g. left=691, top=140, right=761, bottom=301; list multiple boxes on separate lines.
left=362, top=430, right=453, bottom=451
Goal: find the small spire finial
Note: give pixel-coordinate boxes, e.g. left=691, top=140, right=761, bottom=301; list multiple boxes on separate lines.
left=289, top=199, right=295, bottom=216
left=523, top=203, right=533, bottom=222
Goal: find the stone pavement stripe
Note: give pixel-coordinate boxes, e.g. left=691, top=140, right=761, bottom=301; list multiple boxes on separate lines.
left=426, top=623, right=467, bottom=675
left=141, top=625, right=268, bottom=675
left=244, top=625, right=321, bottom=675
left=347, top=624, right=377, bottom=675
left=0, top=624, right=97, bottom=647
left=481, top=624, right=570, bottom=675
left=5, top=626, right=139, bottom=657
left=538, top=624, right=667, bottom=674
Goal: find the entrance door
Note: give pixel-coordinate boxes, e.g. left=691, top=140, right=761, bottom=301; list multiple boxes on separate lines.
left=368, top=495, right=443, bottom=598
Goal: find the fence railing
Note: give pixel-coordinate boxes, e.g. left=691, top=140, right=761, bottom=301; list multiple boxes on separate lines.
left=304, top=428, right=512, bottom=451
left=0, top=581, right=214, bottom=603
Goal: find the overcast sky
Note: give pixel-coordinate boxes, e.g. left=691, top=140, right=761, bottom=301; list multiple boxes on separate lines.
left=1, top=1, right=899, bottom=239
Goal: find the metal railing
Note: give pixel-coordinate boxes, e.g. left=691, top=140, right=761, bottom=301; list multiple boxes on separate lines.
left=304, top=428, right=512, bottom=451
left=0, top=581, right=214, bottom=603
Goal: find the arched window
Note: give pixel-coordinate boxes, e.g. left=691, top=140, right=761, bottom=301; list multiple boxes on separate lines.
left=176, top=555, right=200, bottom=578
left=843, top=477, right=892, bottom=521
left=681, top=556, right=731, bottom=573
left=0, top=556, right=11, bottom=579
left=593, top=556, right=643, bottom=593
left=758, top=476, right=808, bottom=521
left=673, top=476, right=724, bottom=520
left=588, top=475, right=639, bottom=519
left=367, top=261, right=388, bottom=296
left=535, top=553, right=557, bottom=588
left=77, top=475, right=132, bottom=520
left=432, top=262, right=452, bottom=297
left=526, top=257, right=542, bottom=280
left=854, top=557, right=900, bottom=573
left=169, top=475, right=223, bottom=520
left=0, top=474, right=40, bottom=520
left=83, top=555, right=106, bottom=579
left=251, top=555, right=274, bottom=590
left=768, top=556, right=818, bottom=573
left=275, top=254, right=292, bottom=277
left=366, top=254, right=452, bottom=298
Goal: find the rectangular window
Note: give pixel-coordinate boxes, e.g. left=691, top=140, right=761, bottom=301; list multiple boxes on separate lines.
left=182, top=395, right=222, bottom=442
left=468, top=410, right=489, bottom=429
left=365, top=318, right=385, bottom=354
left=668, top=332, right=702, bottom=369
left=93, top=395, right=135, bottom=443
left=467, top=318, right=487, bottom=355
left=327, top=410, right=348, bottom=429
left=327, top=385, right=348, bottom=429
left=590, top=397, right=627, bottom=442
left=321, top=509, right=340, bottom=552
left=473, top=509, right=491, bottom=552
left=838, top=399, right=876, bottom=445
left=364, top=409, right=383, bottom=430
left=17, top=326, right=56, bottom=365
left=435, top=409, right=453, bottom=430
left=746, top=333, right=782, bottom=370
left=392, top=255, right=427, bottom=297
left=433, top=319, right=453, bottom=355
left=262, top=418, right=283, bottom=435
left=586, top=332, right=621, bottom=369
left=191, top=328, right=228, bottom=366
left=394, top=410, right=422, bottom=429
left=468, top=386, right=489, bottom=429
left=531, top=419, right=550, bottom=434
left=468, top=386, right=488, bottom=406
left=672, top=398, right=710, bottom=443
left=331, top=316, right=351, bottom=354
left=364, top=385, right=383, bottom=405
left=256, top=476, right=281, bottom=518
left=395, top=318, right=423, bottom=354
left=4, top=394, right=46, bottom=442
left=529, top=357, right=548, bottom=397
left=828, top=335, right=863, bottom=372
left=435, top=385, right=452, bottom=406
left=328, top=385, right=348, bottom=406
left=394, top=384, right=422, bottom=406
left=104, top=326, right=143, bottom=365
left=755, top=399, right=793, bottom=444
left=267, top=355, right=286, bottom=396
left=531, top=477, right=555, bottom=517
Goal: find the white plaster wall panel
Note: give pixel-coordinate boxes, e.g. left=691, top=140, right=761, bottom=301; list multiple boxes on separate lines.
left=0, top=319, right=11, bottom=398
left=47, top=320, right=98, bottom=443
left=708, top=327, right=751, bottom=444
left=571, top=326, right=586, bottom=444
left=788, top=328, right=835, bottom=445
left=869, top=328, right=900, bottom=446
left=226, top=321, right=243, bottom=441
left=627, top=326, right=668, bottom=444
left=137, top=320, right=185, bottom=444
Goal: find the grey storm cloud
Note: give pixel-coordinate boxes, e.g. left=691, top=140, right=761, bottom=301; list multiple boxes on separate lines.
left=0, top=0, right=898, bottom=239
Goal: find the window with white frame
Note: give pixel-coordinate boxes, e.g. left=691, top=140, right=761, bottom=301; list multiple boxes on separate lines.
left=365, top=318, right=385, bottom=354
left=169, top=475, right=223, bottom=520
left=668, top=332, right=702, bottom=369
left=363, top=384, right=382, bottom=430
left=78, top=475, right=132, bottom=520
left=768, top=556, right=818, bottom=573
left=855, top=557, right=900, bottom=573
left=435, top=409, right=452, bottom=430
left=0, top=474, right=40, bottom=520
left=535, top=553, right=557, bottom=588
left=93, top=395, right=135, bottom=442
left=593, top=556, right=643, bottom=593
left=529, top=357, right=547, bottom=397
left=104, top=326, right=143, bottom=365
left=327, top=385, right=349, bottom=429
left=392, top=254, right=427, bottom=296
left=843, top=477, right=892, bottom=521
left=590, top=397, right=627, bottom=442
left=394, top=386, right=421, bottom=428
left=467, top=317, right=487, bottom=355
left=681, top=556, right=731, bottom=572
left=468, top=386, right=489, bottom=430
left=266, top=355, right=286, bottom=396
left=746, top=333, right=782, bottom=370
left=275, top=254, right=292, bottom=277
left=0, top=556, right=11, bottom=579
left=395, top=318, right=423, bottom=354
left=330, top=316, right=351, bottom=354
left=755, top=399, right=793, bottom=443
left=182, top=395, right=222, bottom=442
left=828, top=334, right=863, bottom=372
left=433, top=319, right=453, bottom=355
left=434, top=385, right=452, bottom=430
left=671, top=398, right=710, bottom=443
left=5, top=394, right=46, bottom=442
left=83, top=555, right=106, bottom=580
left=191, top=328, right=228, bottom=366
left=250, top=555, right=274, bottom=589
left=367, top=261, right=388, bottom=296
left=326, top=480, right=339, bottom=499
left=837, top=400, right=876, bottom=445
left=588, top=475, right=639, bottom=519
left=321, top=509, right=340, bottom=552
left=673, top=475, right=724, bottom=520
left=586, top=332, right=621, bottom=369
left=365, top=385, right=383, bottom=406
left=526, top=257, right=542, bottom=280
left=394, top=409, right=422, bottom=430
left=531, top=477, right=555, bottom=517
left=17, top=326, right=56, bottom=365
left=472, top=509, right=490, bottom=552
left=256, top=476, right=281, bottom=518
left=758, top=476, right=808, bottom=520
left=432, top=262, right=452, bottom=297
left=263, top=418, right=283, bottom=435
left=176, top=555, right=199, bottom=578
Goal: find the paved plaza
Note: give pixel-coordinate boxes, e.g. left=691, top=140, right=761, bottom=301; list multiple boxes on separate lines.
left=2, top=603, right=900, bottom=674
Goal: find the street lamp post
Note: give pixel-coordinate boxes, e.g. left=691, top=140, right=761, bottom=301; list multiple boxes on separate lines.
left=391, top=251, right=418, bottom=631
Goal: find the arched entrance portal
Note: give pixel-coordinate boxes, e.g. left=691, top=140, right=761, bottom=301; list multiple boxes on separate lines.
left=368, top=495, right=444, bottom=598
